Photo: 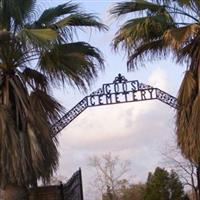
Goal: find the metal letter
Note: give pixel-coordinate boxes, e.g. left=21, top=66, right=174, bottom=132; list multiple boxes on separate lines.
left=114, top=83, right=120, bottom=93
left=141, top=90, right=147, bottom=100
left=148, top=88, right=154, bottom=99
left=104, top=84, right=111, bottom=94
left=122, top=82, right=128, bottom=92
left=131, top=81, right=138, bottom=91
left=115, top=93, right=120, bottom=103
left=106, top=94, right=112, bottom=104
left=90, top=96, right=96, bottom=106
left=98, top=94, right=104, bottom=105
left=132, top=91, right=138, bottom=101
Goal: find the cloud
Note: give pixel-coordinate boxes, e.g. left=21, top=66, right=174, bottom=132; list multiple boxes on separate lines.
left=148, top=67, right=169, bottom=90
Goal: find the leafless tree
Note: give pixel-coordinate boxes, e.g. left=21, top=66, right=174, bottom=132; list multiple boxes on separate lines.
left=162, top=145, right=199, bottom=200
left=88, top=153, right=131, bottom=200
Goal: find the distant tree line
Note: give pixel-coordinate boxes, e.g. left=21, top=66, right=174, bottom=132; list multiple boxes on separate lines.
left=102, top=167, right=189, bottom=200
left=89, top=154, right=191, bottom=200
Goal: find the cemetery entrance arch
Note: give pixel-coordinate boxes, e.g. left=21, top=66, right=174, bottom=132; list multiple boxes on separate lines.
left=51, top=74, right=178, bottom=137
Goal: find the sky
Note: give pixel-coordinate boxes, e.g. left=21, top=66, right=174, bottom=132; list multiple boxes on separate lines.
left=39, top=1, right=186, bottom=199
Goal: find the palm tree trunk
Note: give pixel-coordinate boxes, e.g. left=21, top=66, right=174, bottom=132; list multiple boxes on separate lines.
left=4, top=184, right=28, bottom=200
left=194, top=188, right=199, bottom=200
left=196, top=164, right=200, bottom=200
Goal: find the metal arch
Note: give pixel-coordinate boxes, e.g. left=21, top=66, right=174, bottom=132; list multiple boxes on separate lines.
left=51, top=74, right=178, bottom=137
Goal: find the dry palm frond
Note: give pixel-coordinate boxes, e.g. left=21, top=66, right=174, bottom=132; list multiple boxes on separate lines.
left=181, top=37, right=200, bottom=73
left=26, top=122, right=58, bottom=182
left=0, top=105, right=21, bottom=186
left=21, top=68, right=49, bottom=92
left=164, top=24, right=200, bottom=50
left=187, top=94, right=200, bottom=163
left=176, top=70, right=198, bottom=162
left=0, top=88, right=59, bottom=187
left=127, top=39, right=168, bottom=69
left=177, top=70, right=197, bottom=107
left=30, top=89, right=65, bottom=124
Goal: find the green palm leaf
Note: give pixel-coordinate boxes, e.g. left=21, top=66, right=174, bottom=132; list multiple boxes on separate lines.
left=39, top=42, right=104, bottom=90
left=110, top=0, right=162, bottom=16
left=127, top=39, right=168, bottom=69
left=20, top=68, right=49, bottom=92
left=32, top=2, right=79, bottom=28
left=54, top=13, right=108, bottom=31
left=113, top=14, right=173, bottom=50
left=112, top=10, right=174, bottom=69
left=0, top=0, right=36, bottom=29
left=18, top=28, right=57, bottom=47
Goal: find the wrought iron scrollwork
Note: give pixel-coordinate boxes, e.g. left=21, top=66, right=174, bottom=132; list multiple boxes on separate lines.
left=52, top=97, right=88, bottom=136
left=90, top=88, right=104, bottom=96
left=52, top=74, right=178, bottom=136
left=113, top=73, right=127, bottom=83
left=156, top=89, right=178, bottom=109
left=139, top=83, right=152, bottom=90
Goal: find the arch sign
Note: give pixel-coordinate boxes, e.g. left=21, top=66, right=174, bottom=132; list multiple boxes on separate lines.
left=52, top=74, right=178, bottom=137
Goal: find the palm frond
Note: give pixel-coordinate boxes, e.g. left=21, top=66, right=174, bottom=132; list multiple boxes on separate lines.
left=177, top=0, right=198, bottom=10
left=0, top=82, right=59, bottom=186
left=17, top=28, right=57, bottom=47
left=113, top=13, right=174, bottom=51
left=177, top=36, right=200, bottom=73
left=38, top=42, right=104, bottom=90
left=54, top=13, right=108, bottom=31
left=26, top=113, right=58, bottom=182
left=156, top=0, right=190, bottom=6
left=11, top=0, right=37, bottom=27
left=30, top=89, right=65, bottom=124
left=164, top=24, right=200, bottom=50
left=26, top=122, right=58, bottom=183
left=9, top=76, right=29, bottom=111
left=110, top=0, right=163, bottom=17
left=193, top=0, right=200, bottom=11
left=0, top=40, right=25, bottom=70
left=176, top=70, right=198, bottom=162
left=127, top=39, right=168, bottom=70
left=158, top=0, right=200, bottom=12
left=0, top=105, right=20, bottom=185
left=177, top=71, right=197, bottom=108
left=0, top=0, right=36, bottom=30
left=188, top=94, right=200, bottom=162
left=32, top=2, right=79, bottom=28
left=19, top=68, right=49, bottom=92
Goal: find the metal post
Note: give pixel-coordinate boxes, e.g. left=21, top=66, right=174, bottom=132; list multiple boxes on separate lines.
left=59, top=181, right=64, bottom=200
left=79, top=168, right=84, bottom=200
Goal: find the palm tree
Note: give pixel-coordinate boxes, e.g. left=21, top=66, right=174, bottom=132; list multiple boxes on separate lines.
left=0, top=0, right=106, bottom=199
left=110, top=0, right=200, bottom=198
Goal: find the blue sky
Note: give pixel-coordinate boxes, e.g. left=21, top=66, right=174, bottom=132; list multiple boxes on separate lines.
left=39, top=1, right=187, bottom=199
